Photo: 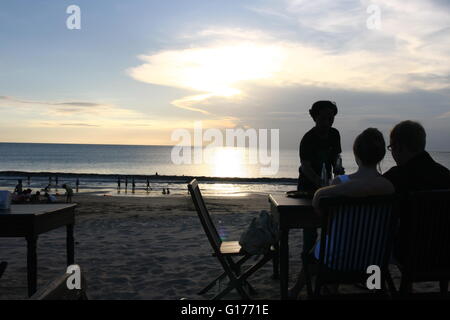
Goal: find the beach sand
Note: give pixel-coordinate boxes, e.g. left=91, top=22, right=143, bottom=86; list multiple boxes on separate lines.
left=0, top=194, right=442, bottom=300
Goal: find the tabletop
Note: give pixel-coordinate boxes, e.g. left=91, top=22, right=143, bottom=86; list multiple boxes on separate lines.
left=269, top=194, right=313, bottom=209
left=0, top=204, right=77, bottom=216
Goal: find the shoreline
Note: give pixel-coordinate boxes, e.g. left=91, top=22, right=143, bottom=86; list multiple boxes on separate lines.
left=0, top=170, right=298, bottom=184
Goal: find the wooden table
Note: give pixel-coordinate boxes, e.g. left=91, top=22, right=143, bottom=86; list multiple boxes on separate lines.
left=0, top=203, right=77, bottom=297
left=269, top=194, right=321, bottom=300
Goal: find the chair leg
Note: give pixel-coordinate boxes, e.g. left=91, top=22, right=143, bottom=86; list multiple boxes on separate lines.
left=212, top=283, right=235, bottom=300
left=399, top=278, right=412, bottom=297
left=244, top=280, right=257, bottom=295
left=303, top=264, right=314, bottom=298
left=272, top=245, right=279, bottom=280
left=0, top=261, right=7, bottom=279
left=235, top=283, right=251, bottom=300
left=439, top=280, right=448, bottom=296
left=385, top=271, right=398, bottom=298
left=199, top=255, right=250, bottom=295
left=313, top=277, right=322, bottom=298
left=198, top=271, right=227, bottom=295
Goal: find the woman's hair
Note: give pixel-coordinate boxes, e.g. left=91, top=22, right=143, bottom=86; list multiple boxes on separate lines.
left=309, top=100, right=338, bottom=119
left=353, top=128, right=386, bottom=166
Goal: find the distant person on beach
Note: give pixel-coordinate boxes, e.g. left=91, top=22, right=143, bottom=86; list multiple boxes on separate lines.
left=44, top=192, right=56, bottom=203
left=297, top=100, right=345, bottom=260
left=31, top=191, right=41, bottom=203
left=14, top=179, right=23, bottom=194
left=289, top=128, right=394, bottom=298
left=61, top=184, right=73, bottom=203
left=24, top=189, right=32, bottom=202
left=162, top=188, right=166, bottom=195
left=167, top=188, right=170, bottom=194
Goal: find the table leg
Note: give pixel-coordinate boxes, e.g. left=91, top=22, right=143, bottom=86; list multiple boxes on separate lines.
left=280, top=228, right=289, bottom=300
left=26, top=235, right=38, bottom=297
left=272, top=243, right=279, bottom=280
left=67, top=224, right=75, bottom=266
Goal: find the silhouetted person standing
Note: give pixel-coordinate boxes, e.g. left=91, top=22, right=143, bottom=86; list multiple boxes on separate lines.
left=14, top=179, right=23, bottom=194
left=62, top=184, right=73, bottom=203
left=297, top=100, right=344, bottom=260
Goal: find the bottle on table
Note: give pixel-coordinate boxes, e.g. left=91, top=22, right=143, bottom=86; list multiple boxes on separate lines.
left=333, top=154, right=344, bottom=178
left=321, top=163, right=328, bottom=187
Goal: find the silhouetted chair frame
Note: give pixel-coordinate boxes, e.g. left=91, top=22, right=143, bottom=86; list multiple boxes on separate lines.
left=394, top=190, right=450, bottom=298
left=303, top=195, right=399, bottom=299
left=30, top=271, right=88, bottom=300
left=188, top=179, right=278, bottom=300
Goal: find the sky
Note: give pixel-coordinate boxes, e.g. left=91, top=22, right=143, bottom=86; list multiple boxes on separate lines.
left=0, top=0, right=449, bottom=151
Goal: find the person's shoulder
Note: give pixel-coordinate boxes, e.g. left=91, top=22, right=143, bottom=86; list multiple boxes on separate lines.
left=330, top=127, right=341, bottom=137
left=383, top=165, right=400, bottom=179
left=302, top=128, right=315, bottom=138
left=300, top=128, right=315, bottom=143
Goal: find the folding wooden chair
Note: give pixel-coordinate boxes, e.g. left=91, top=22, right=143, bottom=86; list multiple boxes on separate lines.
left=188, top=179, right=277, bottom=300
left=304, top=195, right=399, bottom=299
left=394, top=190, right=450, bottom=299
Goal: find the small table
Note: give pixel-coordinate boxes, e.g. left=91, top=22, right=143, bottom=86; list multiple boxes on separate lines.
left=0, top=203, right=77, bottom=297
left=269, top=194, right=321, bottom=300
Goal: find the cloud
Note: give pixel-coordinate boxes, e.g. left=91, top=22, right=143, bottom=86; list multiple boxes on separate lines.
left=0, top=95, right=140, bottom=117
left=437, top=111, right=450, bottom=119
left=36, top=122, right=100, bottom=127
left=128, top=1, right=450, bottom=115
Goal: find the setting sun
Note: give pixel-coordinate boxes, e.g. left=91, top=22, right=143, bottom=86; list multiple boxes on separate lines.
left=212, top=147, right=245, bottom=177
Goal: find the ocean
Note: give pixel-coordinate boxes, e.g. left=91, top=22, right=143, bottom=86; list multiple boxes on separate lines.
left=1, top=142, right=449, bottom=196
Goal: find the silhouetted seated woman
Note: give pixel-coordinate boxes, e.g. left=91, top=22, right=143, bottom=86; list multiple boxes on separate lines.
left=289, top=128, right=395, bottom=298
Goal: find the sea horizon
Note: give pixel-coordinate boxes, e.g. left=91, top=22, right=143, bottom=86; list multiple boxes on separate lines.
left=1, top=142, right=449, bottom=197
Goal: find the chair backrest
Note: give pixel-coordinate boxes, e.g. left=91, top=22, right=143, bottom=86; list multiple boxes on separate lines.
left=188, top=179, right=222, bottom=255
left=401, top=189, right=450, bottom=280
left=318, top=195, right=399, bottom=274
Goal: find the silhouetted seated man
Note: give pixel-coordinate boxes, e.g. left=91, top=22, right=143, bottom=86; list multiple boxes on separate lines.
left=383, top=120, right=450, bottom=265
left=383, top=120, right=450, bottom=193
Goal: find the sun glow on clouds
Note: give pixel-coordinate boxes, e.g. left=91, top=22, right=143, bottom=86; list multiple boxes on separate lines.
left=128, top=42, right=285, bottom=113
left=129, top=0, right=450, bottom=115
